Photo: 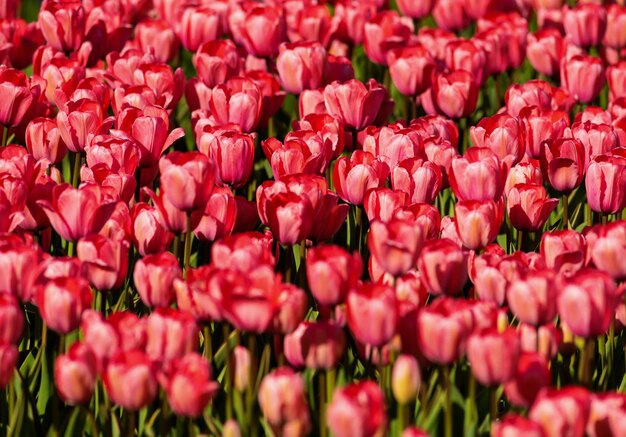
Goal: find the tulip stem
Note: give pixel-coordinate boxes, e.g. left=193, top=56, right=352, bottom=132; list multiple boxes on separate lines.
left=577, top=338, right=595, bottom=387
left=467, top=372, right=476, bottom=426
left=203, top=325, right=212, bottom=361
left=562, top=194, right=569, bottom=229
left=1, top=125, right=7, bottom=147
left=126, top=410, right=136, bottom=437
left=183, top=214, right=193, bottom=274
left=71, top=152, right=81, bottom=188
left=246, top=335, right=258, bottom=435
left=67, top=240, right=75, bottom=258
left=608, top=321, right=615, bottom=388
left=326, top=368, right=336, bottom=404
left=223, top=324, right=233, bottom=420
left=398, top=402, right=409, bottom=432
left=442, top=365, right=452, bottom=437
left=489, top=387, right=498, bottom=422
left=517, top=230, right=524, bottom=252
left=319, top=371, right=327, bottom=437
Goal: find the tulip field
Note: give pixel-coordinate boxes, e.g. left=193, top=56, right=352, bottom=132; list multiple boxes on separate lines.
left=5, top=0, right=626, bottom=436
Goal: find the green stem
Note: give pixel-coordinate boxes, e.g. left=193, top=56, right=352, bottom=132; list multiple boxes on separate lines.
left=443, top=366, right=452, bottom=437
left=562, top=194, right=569, bottom=230
left=183, top=214, right=193, bottom=275
left=1, top=125, right=7, bottom=146
left=67, top=240, right=75, bottom=258
left=126, top=410, right=136, bottom=437
left=223, top=324, right=233, bottom=420
left=398, top=402, right=409, bottom=432
left=489, top=387, right=498, bottom=422
left=71, top=152, right=82, bottom=188
left=172, top=235, right=181, bottom=262
left=608, top=321, right=615, bottom=388
left=577, top=338, right=594, bottom=387
left=319, top=371, right=327, bottom=437
left=203, top=325, right=212, bottom=361
left=246, top=335, right=258, bottom=434
left=467, top=372, right=476, bottom=426
left=517, top=230, right=524, bottom=252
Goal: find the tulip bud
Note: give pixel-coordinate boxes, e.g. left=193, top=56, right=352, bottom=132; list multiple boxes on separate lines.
left=54, top=342, right=97, bottom=405
left=234, top=346, right=251, bottom=392
left=392, top=354, right=421, bottom=405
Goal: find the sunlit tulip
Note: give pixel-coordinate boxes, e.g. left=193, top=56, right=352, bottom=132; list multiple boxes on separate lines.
left=54, top=342, right=97, bottom=405
left=104, top=350, right=158, bottom=410
left=327, top=381, right=387, bottom=437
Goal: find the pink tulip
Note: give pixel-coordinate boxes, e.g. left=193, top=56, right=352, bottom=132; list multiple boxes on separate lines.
left=333, top=150, right=389, bottom=205
left=276, top=42, right=327, bottom=94
left=0, top=293, right=23, bottom=344
left=145, top=308, right=198, bottom=364
left=417, top=239, right=468, bottom=296
left=323, top=79, right=385, bottom=131
left=284, top=321, right=346, bottom=370
left=347, top=283, right=398, bottom=347
left=306, top=244, right=362, bottom=306
left=467, top=327, right=521, bottom=386
left=77, top=235, right=129, bottom=291
left=563, top=4, right=606, bottom=48
left=133, top=252, right=181, bottom=308
left=529, top=386, right=591, bottom=437
left=454, top=200, right=504, bottom=251
left=363, top=11, right=414, bottom=66
left=431, top=70, right=479, bottom=119
left=327, top=381, right=387, bottom=437
left=36, top=277, right=92, bottom=334
left=507, top=183, right=559, bottom=232
left=54, top=342, right=97, bottom=405
left=104, top=350, right=158, bottom=410
left=504, top=352, right=551, bottom=408
left=540, top=229, right=586, bottom=276
left=449, top=147, right=507, bottom=202
left=368, top=218, right=424, bottom=277
left=507, top=269, right=558, bottom=326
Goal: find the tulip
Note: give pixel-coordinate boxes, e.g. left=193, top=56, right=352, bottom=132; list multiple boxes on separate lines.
left=467, top=327, right=520, bottom=386
left=323, top=79, right=385, bottom=131
left=540, top=230, right=586, bottom=276
left=306, top=244, right=362, bottom=306
left=589, top=222, right=626, bottom=281
left=392, top=354, right=421, bottom=405
left=455, top=200, right=504, bottom=251
left=529, top=386, right=591, bottom=437
left=233, top=346, right=251, bottom=392
left=284, top=321, right=346, bottom=370
left=432, top=0, right=470, bottom=32
left=104, top=350, right=158, bottom=410
left=507, top=270, right=557, bottom=326
left=449, top=147, right=508, bottom=202
left=174, top=266, right=223, bottom=323
left=504, top=81, right=555, bottom=117
left=232, top=5, right=287, bottom=58
left=0, top=68, right=39, bottom=129
left=526, top=29, right=565, bottom=77
left=586, top=154, right=626, bottom=214
left=470, top=113, right=526, bottom=166
left=262, top=133, right=332, bottom=180
left=586, top=393, right=626, bottom=437
left=396, top=0, right=435, bottom=19
left=133, top=252, right=181, bottom=308
left=431, top=70, right=479, bottom=119
left=256, top=184, right=314, bottom=246
left=177, top=6, right=222, bottom=53
left=145, top=187, right=188, bottom=234
left=333, top=150, right=389, bottom=205
left=346, top=283, right=398, bottom=347
left=368, top=218, right=424, bottom=277
left=606, top=5, right=626, bottom=50
left=198, top=130, right=254, bottom=188
left=258, top=367, right=311, bottom=436
left=211, top=231, right=275, bottom=272
left=417, top=239, right=468, bottom=296
left=558, top=269, right=616, bottom=338
left=145, top=308, right=198, bottom=363
left=24, top=117, right=67, bottom=164
left=54, top=342, right=97, bottom=405
left=0, top=293, right=22, bottom=344
left=327, top=381, right=387, bottom=437
left=572, top=121, right=619, bottom=171
left=158, top=151, right=214, bottom=213
left=540, top=137, right=585, bottom=193
left=80, top=310, right=121, bottom=372
left=387, top=45, right=436, bottom=97
left=77, top=235, right=129, bottom=291
left=563, top=4, right=606, bottom=48
left=37, top=277, right=92, bottom=334
left=417, top=297, right=471, bottom=365
left=161, top=352, right=218, bottom=417
left=444, top=39, right=487, bottom=86
left=134, top=19, right=179, bottom=64
left=504, top=352, right=551, bottom=408
left=363, top=188, right=407, bottom=223
left=507, top=183, right=559, bottom=232
left=362, top=125, right=423, bottom=170
left=560, top=55, right=605, bottom=104
left=286, top=3, right=336, bottom=46
left=492, top=415, right=546, bottom=437
left=363, top=11, right=414, bottom=66
left=0, top=343, right=17, bottom=388
left=333, top=1, right=377, bottom=46
left=392, top=158, right=442, bottom=205
left=38, top=1, right=85, bottom=52
left=130, top=203, right=174, bottom=256
left=193, top=40, right=241, bottom=88
left=276, top=42, right=327, bottom=94
left=292, top=113, right=346, bottom=160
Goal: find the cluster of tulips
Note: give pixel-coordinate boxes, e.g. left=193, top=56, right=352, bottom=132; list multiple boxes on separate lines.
left=3, top=0, right=626, bottom=436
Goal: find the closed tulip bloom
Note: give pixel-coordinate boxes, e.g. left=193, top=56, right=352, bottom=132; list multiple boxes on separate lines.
left=521, top=107, right=570, bottom=160
left=347, top=283, right=398, bottom=347
left=392, top=354, right=421, bottom=405
left=54, top=342, right=97, bottom=405
left=323, top=79, right=385, bottom=131
left=431, top=70, right=479, bottom=119
left=271, top=283, right=308, bottom=336
left=507, top=270, right=557, bottom=326
left=37, top=277, right=92, bottom=334
left=387, top=45, right=436, bottom=97
left=571, top=121, right=619, bottom=171
left=233, top=346, right=251, bottom=392
left=159, top=151, right=214, bottom=213
left=432, top=0, right=470, bottom=32
left=563, top=4, right=606, bottom=48
left=234, top=5, right=287, bottom=58
left=204, top=77, right=262, bottom=133
left=396, top=0, right=435, bottom=19
left=0, top=67, right=39, bottom=128
left=276, top=42, right=327, bottom=94
left=526, top=29, right=565, bottom=77
left=608, top=62, right=626, bottom=103
left=130, top=203, right=174, bottom=256
left=417, top=297, right=471, bottom=365
left=363, top=188, right=408, bottom=223
left=560, top=55, right=605, bottom=104
left=444, top=39, right=487, bottom=86
left=306, top=244, right=362, bottom=306
left=258, top=367, right=311, bottom=435
left=505, top=161, right=543, bottom=198
left=161, top=352, right=218, bottom=417
left=38, top=0, right=85, bottom=52
left=0, top=344, right=18, bottom=388
left=589, top=222, right=626, bottom=281
left=540, top=138, right=585, bottom=193
left=133, top=252, right=181, bottom=308
left=198, top=130, right=254, bottom=188
left=145, top=308, right=198, bottom=363
left=606, top=5, right=626, bottom=50
left=211, top=231, right=275, bottom=272
left=586, top=154, right=626, bottom=214
left=39, top=183, right=117, bottom=242
left=178, top=6, right=222, bottom=52
left=193, top=40, right=241, bottom=88
left=449, top=147, right=508, bottom=202
left=363, top=11, right=414, bottom=66
left=392, top=158, right=442, bottom=204
left=504, top=352, right=551, bottom=408
left=284, top=321, right=346, bottom=370
left=471, top=113, right=526, bottom=166
left=174, top=266, right=223, bottom=323
left=467, top=327, right=520, bottom=386
left=529, top=387, right=591, bottom=437
left=507, top=183, right=559, bottom=232
left=368, top=218, right=425, bottom=277
left=362, top=125, right=423, bottom=170
left=417, top=239, right=468, bottom=296
left=586, top=393, right=626, bottom=437
left=134, top=19, right=179, bottom=64
left=327, top=381, right=387, bottom=437
left=455, top=200, right=504, bottom=250
left=104, top=350, right=158, bottom=410
left=558, top=269, right=617, bottom=338
left=333, top=150, right=389, bottom=205
left=190, top=186, right=237, bottom=242
left=0, top=293, right=22, bottom=344
left=25, top=117, right=67, bottom=164
left=262, top=133, right=331, bottom=180
left=56, top=98, right=104, bottom=154
left=77, top=235, right=129, bottom=291
left=492, top=414, right=546, bottom=437
left=540, top=230, right=586, bottom=276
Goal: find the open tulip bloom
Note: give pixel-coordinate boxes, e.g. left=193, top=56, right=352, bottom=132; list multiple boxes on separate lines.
left=4, top=1, right=626, bottom=437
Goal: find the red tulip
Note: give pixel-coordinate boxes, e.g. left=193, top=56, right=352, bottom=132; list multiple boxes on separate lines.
left=0, top=293, right=22, bottom=344
left=333, top=1, right=377, bottom=46
left=431, top=70, right=479, bottom=119
left=444, top=39, right=487, bottom=86
left=540, top=230, right=585, bottom=278
left=258, top=367, right=311, bottom=436
left=159, top=151, right=215, bottom=213
left=571, top=121, right=619, bottom=171
left=190, top=186, right=237, bottom=242
left=470, top=113, right=525, bottom=166
left=262, top=132, right=332, bottom=180
left=507, top=183, right=559, bottom=232
left=606, top=5, right=626, bottom=50
left=467, top=327, right=520, bottom=386
left=323, top=79, right=385, bottom=131
left=145, top=308, right=198, bottom=364
left=54, top=342, right=97, bottom=405
left=327, top=381, right=387, bottom=437
left=363, top=11, right=414, bottom=66
left=211, top=231, right=275, bottom=273
left=529, top=386, right=591, bottom=437
left=204, top=77, right=263, bottom=133
left=284, top=321, right=346, bottom=370
left=504, top=352, right=551, bottom=408
left=333, top=150, right=389, bottom=205
left=306, top=244, right=362, bottom=306
left=558, top=269, right=617, bottom=338
left=504, top=80, right=555, bottom=117
left=37, top=277, right=92, bottom=334
left=455, top=200, right=504, bottom=251
left=492, top=415, right=546, bottom=437
left=193, top=40, right=242, bottom=88
left=368, top=218, right=424, bottom=277
left=174, top=266, right=223, bottom=323
left=563, top=4, right=606, bottom=48
left=540, top=137, right=585, bottom=193
left=586, top=153, right=626, bottom=214
left=560, top=55, right=605, bottom=104
left=25, top=117, right=67, bottom=164
left=133, top=252, right=181, bottom=308
left=363, top=188, right=408, bottom=223
left=77, top=235, right=129, bottom=291
left=387, top=45, right=436, bottom=97
left=38, top=0, right=85, bottom=52
left=298, top=89, right=325, bottom=118
left=177, top=6, right=222, bottom=52
left=276, top=42, right=327, bottom=94
left=130, top=203, right=174, bottom=256
left=292, top=113, right=346, bottom=160
left=526, top=28, right=565, bottom=77
left=285, top=3, right=337, bottom=47
left=271, top=283, right=308, bottom=335
left=432, top=0, right=470, bottom=32
left=198, top=129, right=254, bottom=188
left=507, top=269, right=557, bottom=326
left=134, top=19, right=179, bottom=64
left=392, top=158, right=442, bottom=205
left=586, top=393, right=626, bottom=437
left=347, top=283, right=398, bottom=347
left=588, top=222, right=626, bottom=281
left=232, top=5, right=286, bottom=58
left=0, top=343, right=17, bottom=388
left=0, top=67, right=39, bottom=128
left=449, top=147, right=508, bottom=202
left=161, top=352, right=218, bottom=417
left=104, top=350, right=158, bottom=410
left=417, top=239, right=468, bottom=296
